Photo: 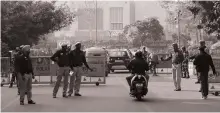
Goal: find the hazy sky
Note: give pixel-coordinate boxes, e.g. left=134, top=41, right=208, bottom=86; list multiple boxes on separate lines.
left=135, top=1, right=167, bottom=26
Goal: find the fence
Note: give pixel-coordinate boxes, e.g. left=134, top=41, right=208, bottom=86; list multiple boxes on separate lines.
left=1, top=56, right=55, bottom=85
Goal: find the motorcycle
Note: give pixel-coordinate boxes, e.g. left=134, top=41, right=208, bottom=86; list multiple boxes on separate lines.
left=130, top=74, right=148, bottom=100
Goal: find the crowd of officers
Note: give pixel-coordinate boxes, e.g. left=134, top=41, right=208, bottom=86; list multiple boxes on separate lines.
left=8, top=41, right=217, bottom=106
left=9, top=42, right=93, bottom=105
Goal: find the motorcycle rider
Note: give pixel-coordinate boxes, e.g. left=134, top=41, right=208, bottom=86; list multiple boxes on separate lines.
left=126, top=51, right=149, bottom=95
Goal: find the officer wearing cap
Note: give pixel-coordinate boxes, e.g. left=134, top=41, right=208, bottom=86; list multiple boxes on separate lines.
left=16, top=45, right=36, bottom=105
left=68, top=42, right=93, bottom=97
left=51, top=44, right=71, bottom=98
left=181, top=46, right=190, bottom=78
left=9, top=47, right=21, bottom=88
left=189, top=40, right=208, bottom=85
left=161, top=43, right=184, bottom=91
left=9, top=47, right=23, bottom=95
left=193, top=45, right=216, bottom=99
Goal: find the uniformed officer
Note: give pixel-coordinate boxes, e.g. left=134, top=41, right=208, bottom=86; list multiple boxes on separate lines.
left=193, top=46, right=216, bottom=99
left=161, top=43, right=184, bottom=91
left=17, top=45, right=36, bottom=105
left=9, top=47, right=21, bottom=89
left=189, top=40, right=208, bottom=85
left=181, top=46, right=190, bottom=78
left=51, top=44, right=71, bottom=98
left=68, top=42, right=93, bottom=97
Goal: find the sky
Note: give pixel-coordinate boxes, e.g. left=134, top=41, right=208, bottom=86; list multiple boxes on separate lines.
left=134, top=1, right=167, bottom=26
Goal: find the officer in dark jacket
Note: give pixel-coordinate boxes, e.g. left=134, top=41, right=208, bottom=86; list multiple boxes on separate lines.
left=51, top=44, right=71, bottom=98
left=126, top=51, right=149, bottom=94
left=194, top=46, right=216, bottom=99
left=68, top=42, right=93, bottom=97
left=16, top=45, right=36, bottom=105
left=9, top=47, right=21, bottom=90
left=189, top=40, right=208, bottom=84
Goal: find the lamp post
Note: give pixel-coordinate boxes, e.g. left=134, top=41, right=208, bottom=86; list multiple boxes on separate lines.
left=177, top=10, right=181, bottom=47
left=95, top=0, right=98, bottom=45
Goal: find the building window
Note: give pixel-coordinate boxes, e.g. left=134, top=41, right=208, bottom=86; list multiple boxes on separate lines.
left=110, top=7, right=123, bottom=30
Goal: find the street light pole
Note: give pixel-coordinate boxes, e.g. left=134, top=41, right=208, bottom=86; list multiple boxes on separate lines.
left=177, top=10, right=181, bottom=47
left=95, top=0, right=98, bottom=45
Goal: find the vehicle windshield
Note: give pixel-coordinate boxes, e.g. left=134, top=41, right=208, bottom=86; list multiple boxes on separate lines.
left=109, top=51, right=128, bottom=57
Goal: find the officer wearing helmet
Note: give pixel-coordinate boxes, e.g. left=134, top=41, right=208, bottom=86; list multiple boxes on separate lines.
left=126, top=51, right=150, bottom=94
left=51, top=44, right=71, bottom=98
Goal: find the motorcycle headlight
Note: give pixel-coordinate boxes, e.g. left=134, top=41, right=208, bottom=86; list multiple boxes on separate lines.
left=138, top=75, right=141, bottom=78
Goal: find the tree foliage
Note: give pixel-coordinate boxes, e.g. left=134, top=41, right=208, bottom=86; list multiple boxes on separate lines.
left=1, top=1, right=75, bottom=56
left=187, top=1, right=220, bottom=36
left=123, top=17, right=164, bottom=47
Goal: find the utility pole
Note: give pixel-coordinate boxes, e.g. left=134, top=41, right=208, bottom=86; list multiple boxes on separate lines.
left=177, top=10, right=181, bottom=47
left=95, top=0, right=98, bottom=45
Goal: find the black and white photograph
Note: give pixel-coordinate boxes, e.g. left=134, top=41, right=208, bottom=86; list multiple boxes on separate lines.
left=1, top=0, right=220, bottom=112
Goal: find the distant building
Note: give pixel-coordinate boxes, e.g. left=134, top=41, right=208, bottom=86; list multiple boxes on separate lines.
left=74, top=1, right=135, bottom=41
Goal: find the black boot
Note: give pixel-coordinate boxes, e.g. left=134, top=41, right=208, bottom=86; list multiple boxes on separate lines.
left=28, top=100, right=36, bottom=104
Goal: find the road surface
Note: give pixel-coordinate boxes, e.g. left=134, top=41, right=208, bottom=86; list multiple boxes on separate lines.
left=1, top=71, right=220, bottom=112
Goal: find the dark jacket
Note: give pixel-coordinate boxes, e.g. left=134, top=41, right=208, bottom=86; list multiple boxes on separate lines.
left=50, top=49, right=71, bottom=67
left=14, top=51, right=22, bottom=72
left=163, top=50, right=184, bottom=65
left=16, top=54, right=34, bottom=75
left=69, top=49, right=89, bottom=69
left=127, top=58, right=149, bottom=75
left=193, top=52, right=216, bottom=73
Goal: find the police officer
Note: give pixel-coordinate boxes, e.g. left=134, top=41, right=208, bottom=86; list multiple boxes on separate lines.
left=16, top=45, right=36, bottom=105
left=68, top=42, right=93, bottom=97
left=141, top=46, right=149, bottom=62
left=126, top=51, right=150, bottom=94
left=161, top=43, right=184, bottom=91
left=149, top=52, right=159, bottom=76
left=51, top=44, right=71, bottom=98
left=9, top=47, right=21, bottom=89
left=193, top=46, right=216, bottom=99
left=189, top=40, right=208, bottom=84
left=181, top=46, right=190, bottom=78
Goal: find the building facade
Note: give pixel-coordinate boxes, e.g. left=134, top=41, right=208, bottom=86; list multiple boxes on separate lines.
left=73, top=1, right=135, bottom=41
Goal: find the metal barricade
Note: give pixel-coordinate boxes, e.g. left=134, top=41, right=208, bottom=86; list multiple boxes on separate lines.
left=1, top=57, right=11, bottom=86
left=81, top=56, right=106, bottom=86
left=31, top=56, right=55, bottom=84
left=1, top=56, right=55, bottom=85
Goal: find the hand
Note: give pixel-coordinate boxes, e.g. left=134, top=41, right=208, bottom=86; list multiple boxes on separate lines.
left=32, top=75, right=35, bottom=79
left=160, top=57, right=164, bottom=61
left=213, top=71, right=217, bottom=75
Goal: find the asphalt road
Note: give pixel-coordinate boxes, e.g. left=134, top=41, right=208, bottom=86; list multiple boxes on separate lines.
left=1, top=71, right=220, bottom=112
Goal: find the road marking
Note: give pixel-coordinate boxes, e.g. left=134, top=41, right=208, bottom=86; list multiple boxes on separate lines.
left=115, top=75, right=155, bottom=112
left=1, top=97, right=19, bottom=111
left=182, top=102, right=217, bottom=105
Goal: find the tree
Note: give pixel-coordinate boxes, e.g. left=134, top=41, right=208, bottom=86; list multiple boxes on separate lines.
left=123, top=17, right=164, bottom=47
left=172, top=33, right=191, bottom=47
left=187, top=1, right=220, bottom=38
left=1, top=1, right=75, bottom=56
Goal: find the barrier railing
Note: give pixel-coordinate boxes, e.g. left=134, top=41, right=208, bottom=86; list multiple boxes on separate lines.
left=51, top=56, right=107, bottom=86
left=1, top=56, right=55, bottom=85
